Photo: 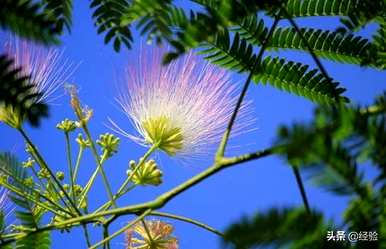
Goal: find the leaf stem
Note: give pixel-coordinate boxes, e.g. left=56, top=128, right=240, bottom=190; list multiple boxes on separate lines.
left=73, top=145, right=84, bottom=184
left=82, top=224, right=92, bottom=247
left=291, top=166, right=310, bottom=213
left=150, top=211, right=224, bottom=237
left=81, top=124, right=117, bottom=208
left=65, top=132, right=76, bottom=202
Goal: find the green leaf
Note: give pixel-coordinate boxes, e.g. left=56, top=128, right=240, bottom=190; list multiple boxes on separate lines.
left=234, top=15, right=379, bottom=68
left=200, top=29, right=347, bottom=104
left=15, top=231, right=51, bottom=249
left=90, top=0, right=133, bottom=51
left=0, top=153, right=40, bottom=228
left=222, top=207, right=348, bottom=249
left=255, top=56, right=348, bottom=104
left=275, top=93, right=386, bottom=197
left=42, top=0, right=73, bottom=33
left=0, top=0, right=59, bottom=44
left=0, top=55, right=48, bottom=127
left=285, top=0, right=356, bottom=18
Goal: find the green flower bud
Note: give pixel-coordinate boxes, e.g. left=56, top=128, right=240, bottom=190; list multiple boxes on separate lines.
left=24, top=177, right=34, bottom=187
left=56, top=119, right=77, bottom=133
left=63, top=184, right=69, bottom=191
left=127, top=159, right=163, bottom=186
left=73, top=184, right=83, bottom=196
left=97, top=133, right=120, bottom=158
left=22, top=158, right=35, bottom=168
left=0, top=175, right=8, bottom=184
left=76, top=133, right=91, bottom=148
left=56, top=171, right=65, bottom=181
left=38, top=168, right=50, bottom=179
left=25, top=144, right=34, bottom=154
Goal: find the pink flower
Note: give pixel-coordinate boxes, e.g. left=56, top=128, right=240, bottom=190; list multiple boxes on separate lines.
left=112, top=49, right=252, bottom=159
left=125, top=220, right=178, bottom=249
left=5, top=39, right=76, bottom=104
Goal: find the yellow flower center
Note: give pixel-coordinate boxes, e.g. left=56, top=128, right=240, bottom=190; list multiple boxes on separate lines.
left=142, top=115, right=183, bottom=156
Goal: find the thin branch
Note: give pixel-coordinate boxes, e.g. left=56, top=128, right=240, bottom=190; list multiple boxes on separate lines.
left=281, top=8, right=335, bottom=96
left=216, top=14, right=282, bottom=159
left=150, top=211, right=224, bottom=237
left=0, top=144, right=277, bottom=246
left=18, top=127, right=81, bottom=216
left=82, top=124, right=117, bottom=208
left=73, top=145, right=84, bottom=183
left=82, top=224, right=92, bottom=247
left=65, top=132, right=76, bottom=202
left=291, top=166, right=311, bottom=213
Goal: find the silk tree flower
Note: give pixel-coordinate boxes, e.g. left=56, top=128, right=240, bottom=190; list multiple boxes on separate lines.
left=0, top=39, right=76, bottom=128
left=111, top=51, right=253, bottom=159
left=125, top=220, right=178, bottom=249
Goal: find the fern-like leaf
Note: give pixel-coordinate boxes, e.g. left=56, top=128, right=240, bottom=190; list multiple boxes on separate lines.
left=0, top=0, right=59, bottom=44
left=0, top=55, right=48, bottom=127
left=255, top=56, right=348, bottom=104
left=285, top=0, right=357, bottom=17
left=199, top=30, right=256, bottom=72
left=222, top=207, right=348, bottom=249
left=0, top=153, right=40, bottom=228
left=42, top=0, right=73, bottom=33
left=90, top=0, right=133, bottom=51
left=234, top=16, right=378, bottom=67
left=200, top=30, right=347, bottom=104
left=15, top=231, right=51, bottom=249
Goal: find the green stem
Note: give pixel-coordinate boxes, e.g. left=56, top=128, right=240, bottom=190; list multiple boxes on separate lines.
left=77, top=151, right=108, bottom=209
left=73, top=146, right=84, bottom=184
left=0, top=146, right=276, bottom=244
left=0, top=167, right=72, bottom=216
left=216, top=15, right=282, bottom=159
left=81, top=124, right=116, bottom=208
left=65, top=132, right=76, bottom=202
left=0, top=181, right=65, bottom=217
left=89, top=209, right=151, bottom=249
left=150, top=211, right=224, bottom=237
left=95, top=145, right=157, bottom=213
left=82, top=224, right=92, bottom=247
left=93, top=184, right=136, bottom=214
left=102, top=224, right=111, bottom=249
left=291, top=166, right=310, bottom=213
left=18, top=127, right=81, bottom=216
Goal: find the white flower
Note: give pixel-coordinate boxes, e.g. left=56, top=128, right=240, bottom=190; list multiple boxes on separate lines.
left=111, top=50, right=253, bottom=159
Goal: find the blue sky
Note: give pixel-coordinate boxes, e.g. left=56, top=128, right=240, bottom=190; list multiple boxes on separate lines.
left=0, top=1, right=385, bottom=249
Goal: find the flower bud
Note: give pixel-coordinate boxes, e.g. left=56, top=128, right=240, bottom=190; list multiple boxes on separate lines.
left=37, top=168, right=50, bottom=179
left=76, top=133, right=91, bottom=148
left=56, top=171, right=65, bottom=181
left=73, top=184, right=83, bottom=196
left=22, top=158, right=35, bottom=168
left=24, top=177, right=34, bottom=187
left=56, top=119, right=77, bottom=133
left=97, top=133, right=120, bottom=158
left=127, top=159, right=163, bottom=186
